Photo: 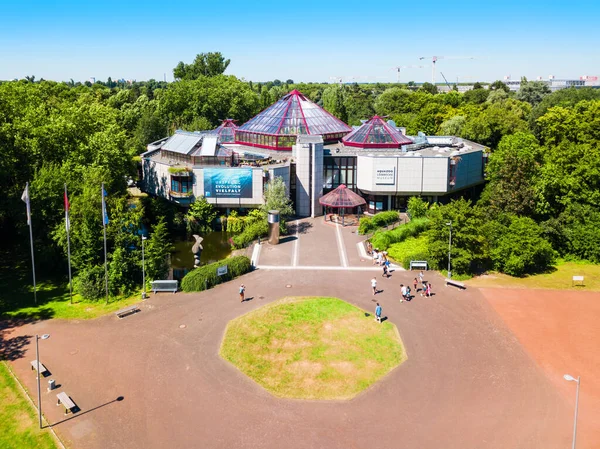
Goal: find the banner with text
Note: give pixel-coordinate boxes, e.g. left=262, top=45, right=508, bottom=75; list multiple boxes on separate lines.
left=204, top=168, right=253, bottom=198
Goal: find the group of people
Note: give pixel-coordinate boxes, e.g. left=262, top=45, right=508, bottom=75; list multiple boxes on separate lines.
left=372, top=270, right=433, bottom=323
left=371, top=248, right=393, bottom=278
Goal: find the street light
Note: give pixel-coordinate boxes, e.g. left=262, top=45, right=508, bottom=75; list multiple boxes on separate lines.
left=35, top=334, right=50, bottom=429
left=446, top=221, right=452, bottom=279
left=141, top=235, right=147, bottom=299
left=563, top=374, right=581, bottom=449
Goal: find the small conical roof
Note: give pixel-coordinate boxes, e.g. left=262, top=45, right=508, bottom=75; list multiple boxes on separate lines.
left=236, top=90, right=352, bottom=150
left=342, top=116, right=412, bottom=148
left=319, top=184, right=366, bottom=208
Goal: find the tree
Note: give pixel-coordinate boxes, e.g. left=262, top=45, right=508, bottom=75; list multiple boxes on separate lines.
left=322, top=85, right=347, bottom=122
left=285, top=79, right=294, bottom=84
left=419, top=82, right=438, bottom=95
left=516, top=77, right=551, bottom=106
left=374, top=87, right=413, bottom=116
left=186, top=197, right=217, bottom=234
left=490, top=80, right=510, bottom=92
left=439, top=115, right=466, bottom=136
left=261, top=177, right=294, bottom=219
left=145, top=217, right=173, bottom=281
left=173, top=52, right=231, bottom=80
left=488, top=216, right=555, bottom=276
left=426, top=199, right=488, bottom=275
left=480, top=132, right=542, bottom=217
left=407, top=197, right=428, bottom=218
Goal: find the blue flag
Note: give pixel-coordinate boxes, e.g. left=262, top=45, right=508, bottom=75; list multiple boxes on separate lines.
left=101, top=186, right=109, bottom=225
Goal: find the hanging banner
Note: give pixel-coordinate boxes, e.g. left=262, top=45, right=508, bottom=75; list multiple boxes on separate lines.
left=204, top=168, right=253, bottom=198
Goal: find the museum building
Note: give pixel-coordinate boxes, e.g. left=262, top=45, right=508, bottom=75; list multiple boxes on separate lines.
left=141, top=90, right=486, bottom=216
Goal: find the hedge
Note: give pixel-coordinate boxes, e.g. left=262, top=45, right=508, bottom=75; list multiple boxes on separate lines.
left=231, top=221, right=269, bottom=248
left=387, top=235, right=429, bottom=269
left=181, top=256, right=252, bottom=292
left=358, top=211, right=400, bottom=235
left=369, top=218, right=430, bottom=250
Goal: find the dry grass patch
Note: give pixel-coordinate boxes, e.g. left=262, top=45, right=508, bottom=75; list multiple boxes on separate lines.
left=220, top=296, right=406, bottom=400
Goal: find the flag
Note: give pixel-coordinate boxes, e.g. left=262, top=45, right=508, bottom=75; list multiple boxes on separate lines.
left=64, top=189, right=70, bottom=232
left=21, top=183, right=31, bottom=225
left=101, top=186, right=109, bottom=225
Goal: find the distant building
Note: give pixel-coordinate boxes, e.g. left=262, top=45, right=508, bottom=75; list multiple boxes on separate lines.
left=142, top=92, right=487, bottom=216
left=502, top=76, right=598, bottom=92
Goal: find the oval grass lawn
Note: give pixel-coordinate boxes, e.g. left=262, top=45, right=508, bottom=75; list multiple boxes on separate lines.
left=220, top=296, right=406, bottom=400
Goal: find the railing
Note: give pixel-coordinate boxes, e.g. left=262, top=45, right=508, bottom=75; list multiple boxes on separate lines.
left=169, top=190, right=193, bottom=198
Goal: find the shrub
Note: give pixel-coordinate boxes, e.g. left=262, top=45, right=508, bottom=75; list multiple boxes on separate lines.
left=370, top=218, right=430, bottom=250
left=74, top=265, right=106, bottom=301
left=387, top=235, right=429, bottom=269
left=358, top=211, right=400, bottom=235
left=181, top=256, right=252, bottom=292
left=231, top=220, right=269, bottom=248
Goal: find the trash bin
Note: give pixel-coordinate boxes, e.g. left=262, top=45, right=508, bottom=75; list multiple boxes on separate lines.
left=48, top=379, right=56, bottom=391
left=267, top=210, right=280, bottom=245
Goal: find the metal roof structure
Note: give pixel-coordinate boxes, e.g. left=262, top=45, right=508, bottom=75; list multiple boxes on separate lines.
left=210, top=119, right=238, bottom=143
left=235, top=90, right=352, bottom=150
left=161, top=130, right=206, bottom=155
left=342, top=116, right=413, bottom=149
left=319, top=184, right=366, bottom=208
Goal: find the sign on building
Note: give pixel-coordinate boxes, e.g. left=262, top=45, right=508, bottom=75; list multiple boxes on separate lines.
left=375, top=166, right=396, bottom=185
left=217, top=265, right=228, bottom=276
left=204, top=169, right=253, bottom=198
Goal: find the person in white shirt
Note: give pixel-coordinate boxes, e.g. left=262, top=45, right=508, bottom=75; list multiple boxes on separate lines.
left=371, top=277, right=377, bottom=295
left=400, top=284, right=406, bottom=303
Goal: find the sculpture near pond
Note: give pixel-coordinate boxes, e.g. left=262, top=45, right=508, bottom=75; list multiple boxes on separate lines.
left=192, top=235, right=203, bottom=268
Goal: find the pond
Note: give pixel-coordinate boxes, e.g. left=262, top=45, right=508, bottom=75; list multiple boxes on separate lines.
left=170, top=231, right=233, bottom=280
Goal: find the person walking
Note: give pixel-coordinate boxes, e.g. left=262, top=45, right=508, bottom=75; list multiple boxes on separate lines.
left=372, top=249, right=379, bottom=265
left=413, top=277, right=419, bottom=293
left=405, top=285, right=411, bottom=301
left=400, top=284, right=405, bottom=303
left=382, top=263, right=389, bottom=278
left=239, top=284, right=246, bottom=302
left=419, top=270, right=424, bottom=284
left=371, top=277, right=377, bottom=295
left=375, top=303, right=382, bottom=323
left=426, top=282, right=432, bottom=298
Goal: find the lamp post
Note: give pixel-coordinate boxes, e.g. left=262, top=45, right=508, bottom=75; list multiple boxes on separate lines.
left=35, top=334, right=50, bottom=429
left=563, top=374, right=581, bottom=449
left=446, top=221, right=452, bottom=279
left=141, top=235, right=147, bottom=299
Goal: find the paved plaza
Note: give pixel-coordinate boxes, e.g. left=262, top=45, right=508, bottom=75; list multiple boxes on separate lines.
left=4, top=218, right=597, bottom=449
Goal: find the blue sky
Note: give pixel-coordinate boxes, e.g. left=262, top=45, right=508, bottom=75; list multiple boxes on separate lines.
left=1, top=0, right=599, bottom=83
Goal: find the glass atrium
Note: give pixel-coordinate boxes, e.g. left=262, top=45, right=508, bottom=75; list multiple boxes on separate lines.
left=342, top=116, right=413, bottom=148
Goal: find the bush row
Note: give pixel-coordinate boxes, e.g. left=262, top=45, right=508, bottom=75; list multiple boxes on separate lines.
left=231, top=221, right=269, bottom=248
left=358, top=211, right=400, bottom=235
left=387, top=235, right=429, bottom=269
left=369, top=218, right=430, bottom=250
left=181, top=256, right=252, bottom=292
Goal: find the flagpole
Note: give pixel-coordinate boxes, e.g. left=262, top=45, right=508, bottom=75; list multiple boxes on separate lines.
left=25, top=182, right=38, bottom=305
left=64, top=184, right=73, bottom=305
left=102, top=183, right=109, bottom=304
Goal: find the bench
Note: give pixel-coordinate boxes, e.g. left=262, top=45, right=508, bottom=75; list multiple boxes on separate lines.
left=572, top=275, right=584, bottom=287
left=115, top=305, right=140, bottom=319
left=56, top=392, right=76, bottom=414
left=30, top=360, right=48, bottom=376
left=151, top=280, right=178, bottom=294
left=409, top=260, right=428, bottom=271
left=445, top=278, right=466, bottom=290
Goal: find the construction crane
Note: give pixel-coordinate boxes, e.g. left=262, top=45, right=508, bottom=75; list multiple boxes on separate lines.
left=390, top=65, right=426, bottom=83
left=419, top=56, right=475, bottom=84
left=439, top=72, right=452, bottom=90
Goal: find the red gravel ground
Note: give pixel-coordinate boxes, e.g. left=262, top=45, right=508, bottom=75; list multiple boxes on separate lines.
left=5, top=268, right=574, bottom=449
left=481, top=288, right=600, bottom=449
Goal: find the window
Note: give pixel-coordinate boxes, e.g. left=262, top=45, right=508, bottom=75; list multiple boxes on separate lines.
left=171, top=176, right=192, bottom=193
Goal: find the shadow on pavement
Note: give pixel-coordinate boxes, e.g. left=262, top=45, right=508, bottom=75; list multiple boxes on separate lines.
left=49, top=396, right=125, bottom=428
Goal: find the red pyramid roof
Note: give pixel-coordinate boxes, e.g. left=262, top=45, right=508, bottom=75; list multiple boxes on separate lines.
left=342, top=116, right=412, bottom=148
left=319, top=184, right=366, bottom=208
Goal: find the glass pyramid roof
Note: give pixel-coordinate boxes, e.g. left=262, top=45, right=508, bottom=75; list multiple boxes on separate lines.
left=342, top=116, right=413, bottom=148
left=319, top=184, right=366, bottom=208
left=236, top=90, right=351, bottom=149
left=210, top=119, right=238, bottom=143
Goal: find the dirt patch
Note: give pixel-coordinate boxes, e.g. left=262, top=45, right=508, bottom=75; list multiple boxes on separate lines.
left=481, top=288, right=600, bottom=448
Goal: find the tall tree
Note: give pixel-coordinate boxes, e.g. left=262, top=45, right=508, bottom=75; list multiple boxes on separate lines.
left=173, top=52, right=231, bottom=80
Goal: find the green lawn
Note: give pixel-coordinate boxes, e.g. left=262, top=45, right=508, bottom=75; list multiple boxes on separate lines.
left=0, top=267, right=144, bottom=321
left=220, top=296, right=406, bottom=400
left=466, top=260, right=600, bottom=290
left=0, top=362, right=58, bottom=449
